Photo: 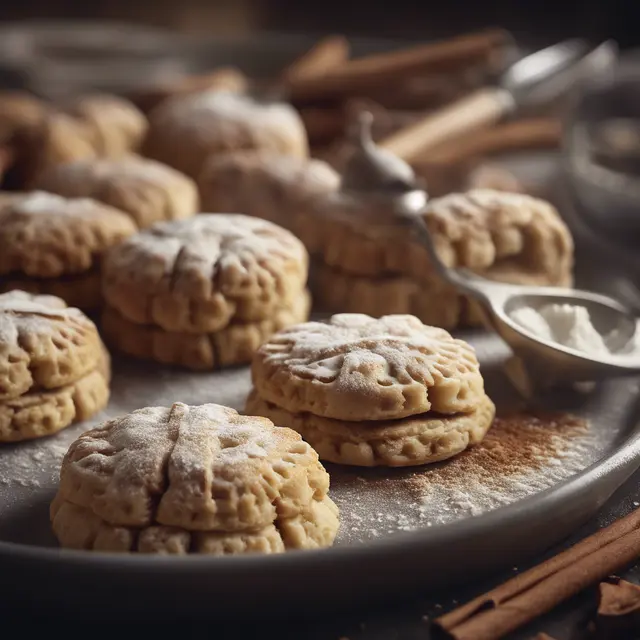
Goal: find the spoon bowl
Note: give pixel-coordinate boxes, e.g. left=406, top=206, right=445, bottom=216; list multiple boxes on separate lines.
left=403, top=213, right=640, bottom=384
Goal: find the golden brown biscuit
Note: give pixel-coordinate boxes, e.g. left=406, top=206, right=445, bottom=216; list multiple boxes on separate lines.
left=36, top=157, right=198, bottom=229
left=0, top=191, right=136, bottom=310
left=143, top=91, right=309, bottom=179
left=19, top=112, right=98, bottom=186
left=0, top=366, right=109, bottom=442
left=51, top=401, right=339, bottom=554
left=198, top=151, right=339, bottom=230
left=252, top=313, right=485, bottom=422
left=246, top=390, right=495, bottom=467
left=0, top=290, right=107, bottom=402
left=101, top=291, right=310, bottom=370
left=302, top=189, right=574, bottom=285
left=102, top=214, right=309, bottom=333
left=66, top=94, right=147, bottom=157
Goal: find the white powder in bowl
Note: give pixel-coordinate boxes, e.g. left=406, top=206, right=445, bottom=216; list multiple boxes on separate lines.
left=510, top=303, right=636, bottom=358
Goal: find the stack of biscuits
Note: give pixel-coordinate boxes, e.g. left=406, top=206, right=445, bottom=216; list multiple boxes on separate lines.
left=0, top=291, right=110, bottom=442
left=51, top=401, right=339, bottom=554
left=0, top=191, right=137, bottom=311
left=247, top=313, right=496, bottom=467
left=101, top=214, right=312, bottom=370
left=301, top=189, right=574, bottom=329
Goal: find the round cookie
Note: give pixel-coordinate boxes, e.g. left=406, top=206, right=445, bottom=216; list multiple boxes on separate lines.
left=252, top=313, right=486, bottom=421
left=199, top=151, right=339, bottom=230
left=302, top=189, right=574, bottom=285
left=51, top=401, right=339, bottom=554
left=66, top=94, right=147, bottom=157
left=101, top=290, right=310, bottom=370
left=35, top=156, right=199, bottom=229
left=0, top=290, right=110, bottom=441
left=102, top=214, right=309, bottom=333
left=0, top=191, right=137, bottom=309
left=246, top=390, right=496, bottom=467
left=143, top=91, right=309, bottom=179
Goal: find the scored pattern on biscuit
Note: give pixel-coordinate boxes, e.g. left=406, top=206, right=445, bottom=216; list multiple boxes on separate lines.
left=0, top=290, right=105, bottom=402
left=102, top=214, right=309, bottom=333
left=0, top=191, right=137, bottom=278
left=253, top=313, right=485, bottom=421
left=53, top=402, right=338, bottom=553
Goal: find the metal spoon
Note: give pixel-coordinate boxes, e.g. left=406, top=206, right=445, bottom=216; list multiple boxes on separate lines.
left=399, top=211, right=640, bottom=383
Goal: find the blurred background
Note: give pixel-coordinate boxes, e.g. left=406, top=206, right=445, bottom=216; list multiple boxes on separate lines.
left=0, top=0, right=638, bottom=47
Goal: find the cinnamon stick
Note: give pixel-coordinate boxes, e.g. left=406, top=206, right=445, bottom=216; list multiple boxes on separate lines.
left=433, top=507, right=640, bottom=640
left=287, top=29, right=513, bottom=103
left=417, top=118, right=563, bottom=165
left=281, top=35, right=350, bottom=84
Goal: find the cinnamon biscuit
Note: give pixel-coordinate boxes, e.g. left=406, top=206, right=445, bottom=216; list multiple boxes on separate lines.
left=0, top=290, right=110, bottom=441
left=252, top=313, right=486, bottom=421
left=66, top=94, right=147, bottom=157
left=101, top=291, right=310, bottom=370
left=51, top=402, right=339, bottom=553
left=102, top=214, right=309, bottom=333
left=36, top=156, right=198, bottom=229
left=143, top=91, right=308, bottom=179
left=247, top=390, right=495, bottom=467
left=0, top=191, right=136, bottom=310
left=199, top=151, right=339, bottom=230
left=302, top=189, right=573, bottom=285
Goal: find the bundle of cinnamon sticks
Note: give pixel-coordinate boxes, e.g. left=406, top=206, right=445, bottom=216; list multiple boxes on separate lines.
left=432, top=506, right=640, bottom=639
left=277, top=30, right=563, bottom=196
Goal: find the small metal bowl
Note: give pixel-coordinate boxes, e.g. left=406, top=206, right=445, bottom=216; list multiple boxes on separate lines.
left=563, top=55, right=640, bottom=239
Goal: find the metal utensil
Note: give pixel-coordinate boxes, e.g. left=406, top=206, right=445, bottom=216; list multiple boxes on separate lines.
left=380, top=40, right=617, bottom=162
left=399, top=210, right=640, bottom=384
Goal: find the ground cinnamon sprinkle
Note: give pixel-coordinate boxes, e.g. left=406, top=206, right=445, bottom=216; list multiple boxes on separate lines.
left=405, top=412, right=589, bottom=522
left=423, top=412, right=589, bottom=483
left=331, top=412, right=594, bottom=541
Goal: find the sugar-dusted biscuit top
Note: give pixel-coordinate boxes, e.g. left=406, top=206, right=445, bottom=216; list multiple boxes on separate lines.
left=143, top=91, right=309, bottom=179
left=0, top=191, right=137, bottom=278
left=252, top=313, right=486, bottom=422
left=51, top=401, right=339, bottom=554
left=36, top=156, right=198, bottom=229
left=102, top=214, right=309, bottom=333
left=0, top=290, right=106, bottom=402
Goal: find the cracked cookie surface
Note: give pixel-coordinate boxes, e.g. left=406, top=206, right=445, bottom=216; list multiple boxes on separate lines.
left=252, top=313, right=485, bottom=421
left=0, top=290, right=107, bottom=402
left=102, top=214, right=309, bottom=333
left=51, top=402, right=339, bottom=554
left=0, top=191, right=137, bottom=278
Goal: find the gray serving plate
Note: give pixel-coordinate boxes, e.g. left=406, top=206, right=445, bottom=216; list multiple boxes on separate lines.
left=0, top=34, right=640, bottom=618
